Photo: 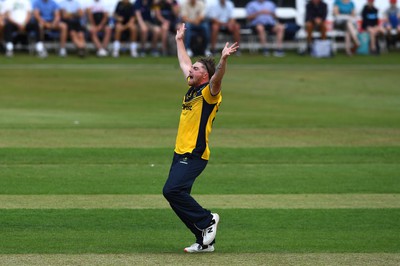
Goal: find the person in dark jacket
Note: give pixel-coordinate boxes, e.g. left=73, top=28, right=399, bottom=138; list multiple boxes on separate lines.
left=361, top=0, right=385, bottom=54
left=305, top=0, right=328, bottom=50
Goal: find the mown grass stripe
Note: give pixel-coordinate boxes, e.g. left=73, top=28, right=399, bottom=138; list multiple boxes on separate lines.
left=0, top=194, right=399, bottom=209
left=0, top=253, right=399, bottom=266
left=1, top=209, right=398, bottom=253
left=2, top=147, right=399, bottom=164
left=1, top=63, right=400, bottom=70
left=1, top=128, right=400, bottom=147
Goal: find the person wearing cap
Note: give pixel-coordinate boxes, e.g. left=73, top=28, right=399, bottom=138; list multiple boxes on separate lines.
left=361, top=0, right=385, bottom=54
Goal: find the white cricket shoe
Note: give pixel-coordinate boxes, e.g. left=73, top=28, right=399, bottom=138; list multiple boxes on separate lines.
left=112, top=49, right=119, bottom=58
left=186, top=49, right=193, bottom=57
left=273, top=50, right=285, bottom=57
left=37, top=49, right=48, bottom=58
left=97, top=48, right=108, bottom=57
left=202, top=213, right=219, bottom=245
left=184, top=243, right=214, bottom=253
left=130, top=49, right=138, bottom=58
left=59, top=48, right=67, bottom=57
left=5, top=49, right=13, bottom=57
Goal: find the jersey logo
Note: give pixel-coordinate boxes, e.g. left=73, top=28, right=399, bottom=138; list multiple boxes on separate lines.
left=179, top=157, right=189, bottom=164
left=182, top=103, right=192, bottom=110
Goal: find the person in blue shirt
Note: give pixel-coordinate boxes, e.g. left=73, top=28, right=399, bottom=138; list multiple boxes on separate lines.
left=246, top=0, right=285, bottom=57
left=333, top=0, right=360, bottom=55
left=33, top=0, right=68, bottom=56
left=361, top=0, right=384, bottom=54
left=383, top=0, right=400, bottom=49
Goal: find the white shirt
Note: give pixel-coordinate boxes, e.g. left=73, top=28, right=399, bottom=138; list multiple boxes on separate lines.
left=87, top=0, right=107, bottom=13
left=208, top=0, right=234, bottom=23
left=59, top=0, right=81, bottom=14
left=4, top=0, right=32, bottom=25
left=0, top=0, right=7, bottom=15
left=181, top=0, right=206, bottom=21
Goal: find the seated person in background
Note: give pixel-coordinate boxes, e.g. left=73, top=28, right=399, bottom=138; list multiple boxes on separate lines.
left=86, top=0, right=112, bottom=57
left=112, top=0, right=138, bottom=58
left=0, top=0, right=5, bottom=42
left=180, top=0, right=211, bottom=56
left=333, top=0, right=360, bottom=56
left=305, top=0, right=328, bottom=52
left=33, top=0, right=68, bottom=57
left=246, top=0, right=285, bottom=57
left=383, top=0, right=400, bottom=49
left=3, top=0, right=46, bottom=57
left=154, top=0, right=181, bottom=56
left=208, top=0, right=241, bottom=55
left=59, top=0, right=86, bottom=57
left=134, top=0, right=161, bottom=57
left=361, top=0, right=385, bottom=54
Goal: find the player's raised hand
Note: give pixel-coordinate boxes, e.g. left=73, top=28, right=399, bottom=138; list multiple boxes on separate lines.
left=176, top=23, right=186, bottom=41
left=221, top=42, right=239, bottom=59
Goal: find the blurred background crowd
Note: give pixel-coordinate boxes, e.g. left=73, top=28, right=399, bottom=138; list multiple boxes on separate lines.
left=0, top=0, right=399, bottom=58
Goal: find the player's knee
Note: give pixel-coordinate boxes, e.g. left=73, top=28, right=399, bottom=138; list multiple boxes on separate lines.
left=162, top=185, right=174, bottom=200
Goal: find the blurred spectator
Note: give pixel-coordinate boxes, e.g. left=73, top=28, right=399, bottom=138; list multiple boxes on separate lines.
left=181, top=0, right=211, bottom=56
left=333, top=0, right=360, bottom=56
left=361, top=0, right=384, bottom=54
left=154, top=0, right=181, bottom=56
left=3, top=0, right=46, bottom=57
left=59, top=0, right=86, bottom=57
left=246, top=0, right=285, bottom=57
left=33, top=0, right=68, bottom=57
left=112, top=0, right=138, bottom=58
left=134, top=0, right=161, bottom=57
left=383, top=0, right=400, bottom=49
left=86, top=0, right=112, bottom=57
left=0, top=0, right=5, bottom=43
left=305, top=0, right=327, bottom=52
left=208, top=0, right=240, bottom=55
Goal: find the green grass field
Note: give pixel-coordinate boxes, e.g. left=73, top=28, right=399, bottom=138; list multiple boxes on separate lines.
left=0, top=52, right=399, bottom=265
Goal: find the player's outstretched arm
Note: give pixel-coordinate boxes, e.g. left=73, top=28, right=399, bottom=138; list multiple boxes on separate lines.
left=176, top=23, right=192, bottom=79
left=210, top=42, right=239, bottom=96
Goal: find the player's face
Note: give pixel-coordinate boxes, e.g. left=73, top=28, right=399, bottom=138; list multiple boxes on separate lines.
left=187, top=62, right=208, bottom=86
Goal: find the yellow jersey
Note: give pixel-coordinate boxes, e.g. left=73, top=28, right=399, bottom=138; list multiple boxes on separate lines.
left=174, top=82, right=222, bottom=160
